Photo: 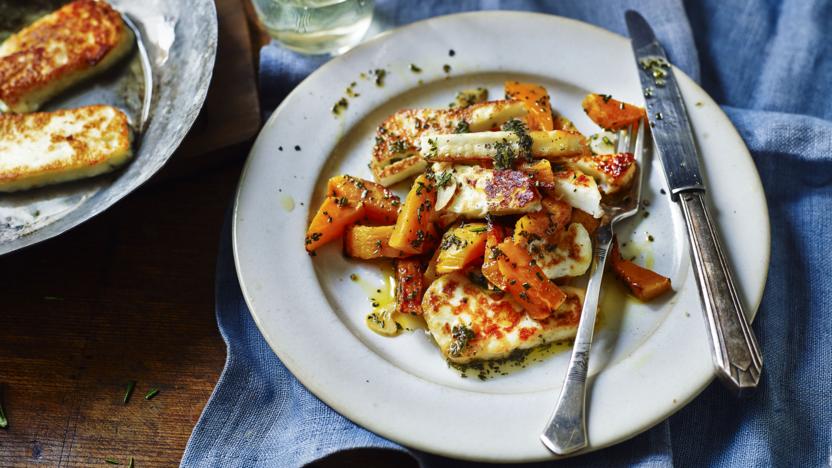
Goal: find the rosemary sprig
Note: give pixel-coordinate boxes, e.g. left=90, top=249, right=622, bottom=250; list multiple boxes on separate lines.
left=123, top=381, right=136, bottom=405
left=0, top=399, right=7, bottom=429
left=129, top=456, right=134, bottom=468
left=144, top=388, right=159, bottom=400
left=105, top=458, right=120, bottom=465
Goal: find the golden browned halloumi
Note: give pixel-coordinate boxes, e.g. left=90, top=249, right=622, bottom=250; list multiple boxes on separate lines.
left=432, top=163, right=542, bottom=218
left=0, top=105, right=132, bottom=192
left=560, top=152, right=637, bottom=194
left=0, top=0, right=134, bottom=113
left=371, top=100, right=526, bottom=186
left=422, top=274, right=583, bottom=363
left=420, top=130, right=587, bottom=164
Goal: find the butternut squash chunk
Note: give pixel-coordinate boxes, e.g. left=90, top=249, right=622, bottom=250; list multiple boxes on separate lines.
left=505, top=81, right=554, bottom=131
left=495, top=240, right=567, bottom=319
left=436, top=223, right=488, bottom=274
left=389, top=175, right=437, bottom=254
left=570, top=209, right=600, bottom=236
left=482, top=223, right=508, bottom=290
left=581, top=93, right=646, bottom=131
left=343, top=225, right=407, bottom=260
left=522, top=159, right=556, bottom=189
left=396, top=258, right=425, bottom=315
left=327, top=175, right=401, bottom=224
left=305, top=197, right=365, bottom=253
left=610, top=239, right=672, bottom=301
left=542, top=198, right=573, bottom=229
left=422, top=245, right=443, bottom=285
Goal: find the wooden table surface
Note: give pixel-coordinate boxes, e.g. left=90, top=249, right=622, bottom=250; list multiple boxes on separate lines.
left=0, top=0, right=420, bottom=465
left=0, top=158, right=415, bottom=467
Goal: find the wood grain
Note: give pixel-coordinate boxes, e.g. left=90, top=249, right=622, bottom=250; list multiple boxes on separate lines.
left=0, top=163, right=237, bottom=466
left=174, top=0, right=261, bottom=164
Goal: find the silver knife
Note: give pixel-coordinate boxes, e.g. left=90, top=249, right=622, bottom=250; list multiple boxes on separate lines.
left=625, top=11, right=762, bottom=394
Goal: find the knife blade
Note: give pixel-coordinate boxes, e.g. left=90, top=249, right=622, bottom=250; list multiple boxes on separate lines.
left=626, top=11, right=703, bottom=197
left=625, top=10, right=763, bottom=394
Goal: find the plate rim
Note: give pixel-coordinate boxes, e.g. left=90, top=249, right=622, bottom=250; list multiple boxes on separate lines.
left=233, top=10, right=771, bottom=462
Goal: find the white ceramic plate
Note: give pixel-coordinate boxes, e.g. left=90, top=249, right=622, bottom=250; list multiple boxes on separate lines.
left=233, top=12, right=769, bottom=462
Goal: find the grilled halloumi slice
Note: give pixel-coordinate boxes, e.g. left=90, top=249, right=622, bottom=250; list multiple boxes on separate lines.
left=0, top=0, right=134, bottom=113
left=371, top=100, right=526, bottom=186
left=420, top=130, right=586, bottom=164
left=422, top=274, right=583, bottom=363
left=432, top=163, right=542, bottom=218
left=525, top=222, right=593, bottom=279
left=0, top=105, right=132, bottom=192
left=559, top=152, right=637, bottom=195
left=588, top=131, right=618, bottom=156
left=548, top=168, right=603, bottom=218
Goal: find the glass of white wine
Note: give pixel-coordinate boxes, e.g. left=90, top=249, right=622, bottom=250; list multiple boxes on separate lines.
left=251, top=0, right=374, bottom=55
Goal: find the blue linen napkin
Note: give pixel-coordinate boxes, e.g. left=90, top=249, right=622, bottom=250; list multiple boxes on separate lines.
left=182, top=0, right=832, bottom=466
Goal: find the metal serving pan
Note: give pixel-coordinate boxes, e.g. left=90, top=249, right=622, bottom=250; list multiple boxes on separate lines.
left=0, top=0, right=218, bottom=255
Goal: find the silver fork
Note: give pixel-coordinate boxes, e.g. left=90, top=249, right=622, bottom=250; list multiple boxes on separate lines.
left=540, top=118, right=646, bottom=455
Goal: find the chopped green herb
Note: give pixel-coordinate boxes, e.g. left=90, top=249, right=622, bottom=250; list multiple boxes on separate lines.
left=426, top=138, right=438, bottom=158
left=0, top=398, right=7, bottom=429
left=454, top=120, right=470, bottom=133
left=331, top=97, right=348, bottom=115
left=440, top=233, right=466, bottom=251
left=123, top=380, right=136, bottom=405
left=144, top=388, right=159, bottom=400
left=410, top=230, right=426, bottom=249
left=434, top=172, right=453, bottom=188
left=105, top=459, right=120, bottom=465
left=442, top=64, right=452, bottom=73
left=371, top=68, right=387, bottom=86
left=453, top=88, right=488, bottom=108
left=409, top=64, right=422, bottom=73
left=501, top=119, right=532, bottom=160
left=449, top=324, right=475, bottom=357
left=469, top=226, right=488, bottom=233
left=493, top=139, right=516, bottom=170
left=389, top=140, right=408, bottom=153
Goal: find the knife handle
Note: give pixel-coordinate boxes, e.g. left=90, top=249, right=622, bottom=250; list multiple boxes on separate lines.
left=678, top=191, right=763, bottom=395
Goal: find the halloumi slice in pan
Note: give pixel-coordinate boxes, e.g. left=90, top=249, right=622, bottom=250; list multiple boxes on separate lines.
left=0, top=0, right=134, bottom=113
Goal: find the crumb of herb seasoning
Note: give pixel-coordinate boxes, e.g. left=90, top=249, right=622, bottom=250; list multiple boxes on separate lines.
left=346, top=81, right=359, bottom=97
left=0, top=399, right=7, bottom=429
left=442, top=64, right=451, bottom=73
left=409, top=63, right=422, bottom=73
left=448, top=49, right=456, bottom=57
left=123, top=380, right=136, bottom=404
left=144, top=388, right=159, bottom=400
left=660, top=188, right=667, bottom=195
left=332, top=97, right=348, bottom=115
left=695, top=101, right=703, bottom=107
left=647, top=234, right=655, bottom=242
left=371, top=68, right=387, bottom=86
left=278, top=146, right=283, bottom=151
left=294, top=145, right=301, bottom=151
left=350, top=273, right=359, bottom=281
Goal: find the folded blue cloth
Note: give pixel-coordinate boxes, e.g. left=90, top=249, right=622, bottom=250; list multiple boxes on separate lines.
left=182, top=0, right=832, bottom=466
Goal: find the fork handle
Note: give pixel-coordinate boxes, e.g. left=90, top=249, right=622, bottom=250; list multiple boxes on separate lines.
left=540, top=226, right=613, bottom=455
left=678, top=191, right=763, bottom=395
